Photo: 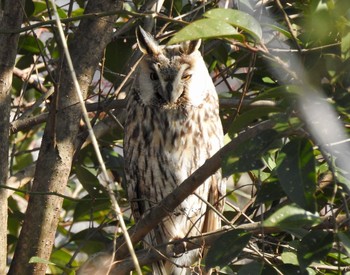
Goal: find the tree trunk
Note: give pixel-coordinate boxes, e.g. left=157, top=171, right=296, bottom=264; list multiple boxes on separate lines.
left=8, top=1, right=118, bottom=274
left=0, top=1, right=25, bottom=273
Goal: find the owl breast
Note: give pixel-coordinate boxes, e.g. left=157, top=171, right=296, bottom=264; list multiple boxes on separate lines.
left=124, top=90, right=222, bottom=232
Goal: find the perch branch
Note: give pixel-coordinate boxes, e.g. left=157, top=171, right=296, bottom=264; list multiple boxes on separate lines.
left=105, top=120, right=279, bottom=268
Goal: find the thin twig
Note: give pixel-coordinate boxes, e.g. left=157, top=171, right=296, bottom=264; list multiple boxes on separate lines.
left=274, top=0, right=301, bottom=53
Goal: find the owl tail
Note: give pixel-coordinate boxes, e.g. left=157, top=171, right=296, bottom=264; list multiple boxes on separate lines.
left=146, top=226, right=203, bottom=275
left=143, top=230, right=167, bottom=275
left=145, top=230, right=192, bottom=275
left=152, top=261, right=167, bottom=275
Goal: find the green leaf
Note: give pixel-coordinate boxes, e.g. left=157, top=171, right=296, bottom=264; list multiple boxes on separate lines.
left=71, top=7, right=85, bottom=17
left=101, top=148, right=124, bottom=172
left=49, top=249, right=77, bottom=273
left=255, top=180, right=285, bottom=204
left=281, top=251, right=298, bottom=265
left=205, top=229, right=251, bottom=269
left=18, top=35, right=44, bottom=54
left=168, top=19, right=241, bottom=44
left=265, top=23, right=300, bottom=42
left=278, top=264, right=308, bottom=275
left=263, top=203, right=322, bottom=230
left=338, top=231, right=350, bottom=256
left=341, top=32, right=350, bottom=60
left=222, top=129, right=279, bottom=176
left=77, top=0, right=87, bottom=8
left=104, top=38, right=134, bottom=83
left=228, top=107, right=281, bottom=137
left=32, top=2, right=48, bottom=16
left=75, top=166, right=108, bottom=198
left=73, top=195, right=110, bottom=222
left=25, top=0, right=35, bottom=17
left=29, top=256, right=56, bottom=265
left=13, top=151, right=33, bottom=172
left=32, top=1, right=67, bottom=18
left=297, top=230, right=334, bottom=270
left=204, top=8, right=262, bottom=41
left=253, top=85, right=300, bottom=101
left=238, top=261, right=263, bottom=275
left=70, top=228, right=111, bottom=254
left=276, top=138, right=317, bottom=212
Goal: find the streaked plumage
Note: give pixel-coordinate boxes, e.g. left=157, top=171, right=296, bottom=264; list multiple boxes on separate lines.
left=123, top=27, right=225, bottom=274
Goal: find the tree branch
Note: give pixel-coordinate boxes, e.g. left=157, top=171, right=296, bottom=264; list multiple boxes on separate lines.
left=0, top=0, right=25, bottom=273
left=10, top=98, right=274, bottom=134
left=111, top=120, right=277, bottom=259
left=8, top=1, right=118, bottom=274
left=79, top=120, right=281, bottom=273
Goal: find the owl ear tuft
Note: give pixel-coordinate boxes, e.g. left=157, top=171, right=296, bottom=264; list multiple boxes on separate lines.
left=136, top=26, right=160, bottom=55
left=180, top=39, right=201, bottom=55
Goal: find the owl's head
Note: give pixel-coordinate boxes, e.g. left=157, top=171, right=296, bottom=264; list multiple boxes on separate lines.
left=134, top=27, right=215, bottom=108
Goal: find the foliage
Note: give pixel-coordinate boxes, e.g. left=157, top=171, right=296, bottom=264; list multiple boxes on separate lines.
left=3, top=0, right=350, bottom=274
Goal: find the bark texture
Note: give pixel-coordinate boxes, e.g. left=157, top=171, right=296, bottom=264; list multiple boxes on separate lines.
left=8, top=1, right=118, bottom=274
left=0, top=0, right=25, bottom=273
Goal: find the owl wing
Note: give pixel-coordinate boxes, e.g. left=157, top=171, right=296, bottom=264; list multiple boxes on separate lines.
left=202, top=171, right=226, bottom=234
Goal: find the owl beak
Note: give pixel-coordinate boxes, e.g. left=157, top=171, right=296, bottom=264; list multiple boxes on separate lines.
left=167, top=82, right=183, bottom=104
left=159, top=81, right=178, bottom=104
left=166, top=82, right=173, bottom=93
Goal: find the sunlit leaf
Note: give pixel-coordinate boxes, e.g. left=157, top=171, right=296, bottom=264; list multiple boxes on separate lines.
left=50, top=249, right=77, bottom=273
left=29, top=256, right=56, bottom=265
left=341, top=32, right=350, bottom=60
left=168, top=19, right=241, bottom=44
left=281, top=251, right=298, bottom=265
left=32, top=1, right=48, bottom=16
left=71, top=7, right=85, bottom=17
left=263, top=203, right=321, bottom=230
left=204, top=8, right=262, bottom=41
left=32, top=1, right=67, bottom=18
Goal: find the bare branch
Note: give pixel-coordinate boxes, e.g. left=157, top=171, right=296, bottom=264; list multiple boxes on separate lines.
left=8, top=1, right=118, bottom=274
left=79, top=119, right=286, bottom=275
left=10, top=98, right=275, bottom=134
left=13, top=67, right=49, bottom=94
left=0, top=0, right=25, bottom=272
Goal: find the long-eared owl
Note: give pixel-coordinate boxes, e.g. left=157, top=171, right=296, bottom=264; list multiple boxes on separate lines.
left=123, top=27, right=225, bottom=274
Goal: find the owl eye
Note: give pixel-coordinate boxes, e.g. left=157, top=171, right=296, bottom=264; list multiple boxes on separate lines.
left=150, top=72, right=159, bottom=81
left=182, top=74, right=192, bottom=81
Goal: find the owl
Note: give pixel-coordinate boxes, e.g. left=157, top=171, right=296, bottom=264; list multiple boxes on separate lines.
left=123, top=27, right=225, bottom=274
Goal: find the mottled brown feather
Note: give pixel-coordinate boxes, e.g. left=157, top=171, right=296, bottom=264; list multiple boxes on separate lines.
left=123, top=28, right=225, bottom=275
